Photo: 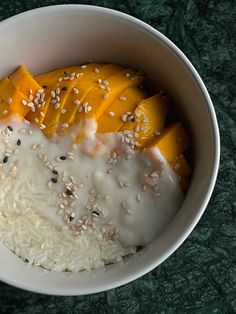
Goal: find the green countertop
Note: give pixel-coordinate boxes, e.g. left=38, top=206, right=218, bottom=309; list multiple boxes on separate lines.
left=0, top=1, right=235, bottom=313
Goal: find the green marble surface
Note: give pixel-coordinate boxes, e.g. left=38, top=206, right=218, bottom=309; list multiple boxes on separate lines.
left=0, top=0, right=235, bottom=313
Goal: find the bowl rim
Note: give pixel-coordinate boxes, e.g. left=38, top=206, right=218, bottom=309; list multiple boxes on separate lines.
left=0, top=4, right=220, bottom=295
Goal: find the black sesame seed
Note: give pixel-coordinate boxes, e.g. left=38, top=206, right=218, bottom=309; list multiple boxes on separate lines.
left=62, top=86, right=67, bottom=91
left=66, top=189, right=73, bottom=196
left=7, top=125, right=13, bottom=131
left=42, top=85, right=47, bottom=88
left=92, top=211, right=100, bottom=216
left=3, top=156, right=8, bottom=163
left=52, top=170, right=58, bottom=175
left=59, top=156, right=66, bottom=160
left=51, top=178, right=57, bottom=183
left=25, top=259, right=29, bottom=263
left=17, top=139, right=21, bottom=146
left=131, top=117, right=136, bottom=122
left=64, top=71, right=67, bottom=75
left=69, top=216, right=74, bottom=222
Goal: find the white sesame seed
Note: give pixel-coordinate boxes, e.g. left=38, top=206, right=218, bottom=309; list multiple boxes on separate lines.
left=24, top=120, right=30, bottom=125
left=62, top=123, right=69, bottom=129
left=94, top=68, right=100, bottom=73
left=39, top=124, right=46, bottom=130
left=109, top=111, right=115, bottom=117
left=34, top=117, right=39, bottom=123
left=7, top=98, right=12, bottom=104
left=2, top=110, right=8, bottom=115
left=103, top=93, right=109, bottom=99
left=73, top=99, right=80, bottom=105
left=143, top=118, right=149, bottom=123
left=73, top=88, right=79, bottom=94
left=81, top=65, right=87, bottom=68
left=56, top=87, right=60, bottom=95
left=125, top=73, right=131, bottom=77
left=122, top=114, right=127, bottom=122
left=97, top=79, right=102, bottom=84
left=38, top=89, right=44, bottom=94
left=136, top=194, right=141, bottom=202
left=22, top=99, right=27, bottom=106
left=54, top=103, right=60, bottom=110
left=100, top=85, right=106, bottom=90
left=29, top=89, right=33, bottom=94
left=86, top=106, right=92, bottom=112
left=40, top=111, right=45, bottom=117
left=119, top=96, right=127, bottom=102
left=61, top=108, right=67, bottom=114
left=77, top=106, right=83, bottom=112
left=50, top=91, right=56, bottom=98
left=142, top=184, right=147, bottom=191
left=103, top=80, right=109, bottom=86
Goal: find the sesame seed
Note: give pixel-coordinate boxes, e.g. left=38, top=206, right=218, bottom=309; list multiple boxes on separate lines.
left=62, top=123, right=69, bottom=129
left=61, top=109, right=67, bottom=114
left=24, top=120, right=30, bottom=126
left=7, top=125, right=13, bottom=131
left=56, top=87, right=60, bottom=95
left=100, top=85, right=106, bottom=90
left=103, top=93, right=109, bottom=99
left=97, top=79, right=102, bottom=84
left=50, top=91, right=56, bottom=98
left=119, top=96, right=127, bottom=102
left=3, top=156, right=8, bottom=163
left=73, top=88, right=79, bottom=94
left=52, top=170, right=58, bottom=175
left=109, top=111, right=115, bottom=117
left=51, top=99, right=57, bottom=104
left=39, top=124, right=46, bottom=130
left=16, top=139, right=21, bottom=146
left=86, top=106, right=92, bottom=112
left=54, top=103, right=60, bottom=109
left=142, top=184, right=147, bottom=191
left=38, top=89, right=44, bottom=94
left=77, top=106, right=83, bottom=113
left=73, top=100, right=80, bottom=105
left=34, top=117, right=39, bottom=123
left=94, top=68, right=100, bottom=73
left=51, top=178, right=57, bottom=183
left=7, top=98, right=12, bottom=104
left=61, top=86, right=67, bottom=91
left=2, top=110, right=8, bottom=115
left=81, top=65, right=87, bottom=68
left=22, top=99, right=27, bottom=106
left=59, top=156, right=67, bottom=160
left=125, top=73, right=131, bottom=77
left=136, top=194, right=141, bottom=202
left=143, top=118, right=149, bottom=123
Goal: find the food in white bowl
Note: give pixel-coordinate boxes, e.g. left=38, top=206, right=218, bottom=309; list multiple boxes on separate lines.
left=0, top=5, right=219, bottom=295
left=0, top=63, right=190, bottom=272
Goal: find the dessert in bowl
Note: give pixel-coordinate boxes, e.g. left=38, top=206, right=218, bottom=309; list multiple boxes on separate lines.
left=0, top=5, right=220, bottom=295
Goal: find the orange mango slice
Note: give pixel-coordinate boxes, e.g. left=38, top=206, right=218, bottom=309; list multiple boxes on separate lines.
left=121, top=92, right=168, bottom=148
left=75, top=68, right=144, bottom=124
left=0, top=78, right=31, bottom=117
left=59, top=64, right=123, bottom=132
left=97, top=87, right=146, bottom=133
left=10, top=65, right=42, bottom=97
left=149, top=122, right=190, bottom=163
left=27, top=63, right=102, bottom=132
left=170, top=154, right=192, bottom=177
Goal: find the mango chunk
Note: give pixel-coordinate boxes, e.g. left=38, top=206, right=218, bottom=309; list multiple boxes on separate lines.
left=60, top=64, right=123, bottom=131
left=170, top=154, right=192, bottom=177
left=121, top=92, right=168, bottom=148
left=75, top=68, right=144, bottom=123
left=10, top=65, right=42, bottom=97
left=97, top=87, right=146, bottom=133
left=27, top=63, right=102, bottom=132
left=150, top=122, right=190, bottom=163
left=0, top=78, right=31, bottom=117
left=35, top=63, right=103, bottom=87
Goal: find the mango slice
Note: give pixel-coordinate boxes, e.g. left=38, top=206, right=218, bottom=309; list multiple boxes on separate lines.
left=97, top=87, right=146, bottom=133
left=35, top=64, right=103, bottom=87
left=75, top=68, right=144, bottom=124
left=27, top=63, right=101, bottom=128
left=170, top=154, right=192, bottom=177
left=149, top=122, right=190, bottom=163
left=10, top=65, right=42, bottom=97
left=121, top=92, right=168, bottom=148
left=59, top=64, right=123, bottom=132
left=0, top=78, right=31, bottom=117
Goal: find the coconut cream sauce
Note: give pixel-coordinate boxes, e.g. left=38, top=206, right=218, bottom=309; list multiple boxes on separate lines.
left=0, top=116, right=184, bottom=247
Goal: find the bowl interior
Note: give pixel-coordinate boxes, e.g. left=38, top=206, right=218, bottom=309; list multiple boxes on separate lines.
left=0, top=5, right=219, bottom=295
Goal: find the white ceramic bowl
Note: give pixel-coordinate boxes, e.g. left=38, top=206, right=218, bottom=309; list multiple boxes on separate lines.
left=0, top=5, right=220, bottom=295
